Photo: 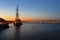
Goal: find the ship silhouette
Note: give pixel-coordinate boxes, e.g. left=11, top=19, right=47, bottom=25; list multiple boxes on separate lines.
left=14, top=4, right=23, bottom=27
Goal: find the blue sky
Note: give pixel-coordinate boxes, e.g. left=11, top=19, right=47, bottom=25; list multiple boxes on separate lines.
left=0, top=0, right=60, bottom=20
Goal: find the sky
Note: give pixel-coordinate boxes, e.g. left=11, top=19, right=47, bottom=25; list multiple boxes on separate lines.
left=0, top=0, right=60, bottom=21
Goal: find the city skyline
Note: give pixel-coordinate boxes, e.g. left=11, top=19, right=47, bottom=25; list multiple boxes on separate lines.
left=0, top=0, right=60, bottom=21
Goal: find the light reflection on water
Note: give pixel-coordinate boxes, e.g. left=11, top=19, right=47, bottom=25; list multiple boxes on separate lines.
left=0, top=23, right=60, bottom=40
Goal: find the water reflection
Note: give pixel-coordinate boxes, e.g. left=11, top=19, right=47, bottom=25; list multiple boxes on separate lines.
left=0, top=23, right=60, bottom=40
left=14, top=26, right=21, bottom=40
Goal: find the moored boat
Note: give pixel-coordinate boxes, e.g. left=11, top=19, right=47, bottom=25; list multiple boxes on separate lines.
left=0, top=18, right=9, bottom=30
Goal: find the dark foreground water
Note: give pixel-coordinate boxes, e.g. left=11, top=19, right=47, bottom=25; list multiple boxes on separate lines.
left=0, top=23, right=60, bottom=40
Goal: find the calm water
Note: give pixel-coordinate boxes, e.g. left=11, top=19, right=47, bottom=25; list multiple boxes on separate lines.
left=0, top=23, right=60, bottom=40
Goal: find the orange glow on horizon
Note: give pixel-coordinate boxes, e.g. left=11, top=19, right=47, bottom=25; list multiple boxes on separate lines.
left=0, top=16, right=45, bottom=21
left=0, top=15, right=57, bottom=22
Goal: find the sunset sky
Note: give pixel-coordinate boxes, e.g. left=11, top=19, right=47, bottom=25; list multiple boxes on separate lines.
left=0, top=0, right=60, bottom=21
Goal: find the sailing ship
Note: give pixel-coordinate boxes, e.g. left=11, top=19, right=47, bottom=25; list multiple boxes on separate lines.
left=14, top=5, right=23, bottom=27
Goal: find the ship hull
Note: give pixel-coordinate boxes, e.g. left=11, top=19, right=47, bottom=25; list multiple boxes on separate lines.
left=0, top=24, right=9, bottom=30
left=14, top=22, right=23, bottom=27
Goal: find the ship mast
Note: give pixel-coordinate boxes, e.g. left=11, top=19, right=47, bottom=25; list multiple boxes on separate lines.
left=14, top=0, right=23, bottom=26
left=16, top=4, right=19, bottom=19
